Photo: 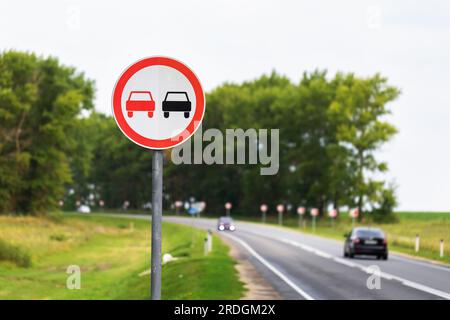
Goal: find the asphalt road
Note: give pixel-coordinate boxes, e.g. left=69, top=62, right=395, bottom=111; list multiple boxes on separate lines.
left=103, top=214, right=450, bottom=300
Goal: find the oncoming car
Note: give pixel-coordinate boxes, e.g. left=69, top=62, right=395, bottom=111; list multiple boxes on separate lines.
left=162, top=91, right=191, bottom=118
left=344, top=227, right=388, bottom=260
left=217, top=216, right=236, bottom=232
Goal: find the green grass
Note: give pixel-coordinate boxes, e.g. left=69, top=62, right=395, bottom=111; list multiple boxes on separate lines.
left=238, top=211, right=450, bottom=264
left=0, top=214, right=244, bottom=300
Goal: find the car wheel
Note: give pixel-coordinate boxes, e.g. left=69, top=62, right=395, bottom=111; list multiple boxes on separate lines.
left=127, top=111, right=133, bottom=117
left=344, top=250, right=348, bottom=258
left=184, top=112, right=190, bottom=118
left=164, top=112, right=169, bottom=118
left=148, top=112, right=153, bottom=118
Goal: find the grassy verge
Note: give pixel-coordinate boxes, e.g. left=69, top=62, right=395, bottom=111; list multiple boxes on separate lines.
left=0, top=214, right=244, bottom=299
left=237, top=211, right=450, bottom=264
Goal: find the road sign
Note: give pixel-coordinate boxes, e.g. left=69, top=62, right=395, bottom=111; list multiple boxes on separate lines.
left=260, top=204, right=268, bottom=212
left=350, top=208, right=359, bottom=218
left=112, top=56, right=205, bottom=301
left=297, top=206, right=305, bottom=215
left=175, top=201, right=183, bottom=208
left=329, top=209, right=337, bottom=218
left=225, top=202, right=232, bottom=210
left=112, top=56, right=205, bottom=150
left=276, top=204, right=284, bottom=213
left=310, top=208, right=319, bottom=217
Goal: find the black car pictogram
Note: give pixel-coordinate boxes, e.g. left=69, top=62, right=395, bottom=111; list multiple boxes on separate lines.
left=162, top=91, right=191, bottom=118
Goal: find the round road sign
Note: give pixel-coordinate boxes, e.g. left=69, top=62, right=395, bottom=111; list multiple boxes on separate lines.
left=276, top=204, right=284, bottom=213
left=225, top=202, right=232, bottom=210
left=310, top=208, right=319, bottom=217
left=329, top=209, right=337, bottom=218
left=112, top=56, right=205, bottom=149
left=260, top=204, right=268, bottom=212
left=297, top=207, right=305, bottom=215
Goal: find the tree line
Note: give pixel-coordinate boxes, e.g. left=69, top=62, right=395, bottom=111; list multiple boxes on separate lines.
left=0, top=51, right=400, bottom=221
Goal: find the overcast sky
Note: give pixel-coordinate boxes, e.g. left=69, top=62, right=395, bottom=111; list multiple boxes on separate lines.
left=1, top=0, right=449, bottom=211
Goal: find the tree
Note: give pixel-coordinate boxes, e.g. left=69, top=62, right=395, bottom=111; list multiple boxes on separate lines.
left=328, top=73, right=400, bottom=218
left=0, top=51, right=94, bottom=214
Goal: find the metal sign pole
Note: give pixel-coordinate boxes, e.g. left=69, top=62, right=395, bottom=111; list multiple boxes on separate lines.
left=151, top=150, right=163, bottom=300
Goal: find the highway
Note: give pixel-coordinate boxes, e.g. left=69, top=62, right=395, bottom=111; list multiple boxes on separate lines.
left=107, top=214, right=450, bottom=300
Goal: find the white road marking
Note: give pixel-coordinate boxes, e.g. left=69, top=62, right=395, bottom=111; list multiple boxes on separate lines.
left=279, top=237, right=450, bottom=300
left=391, top=255, right=450, bottom=273
left=222, top=233, right=315, bottom=300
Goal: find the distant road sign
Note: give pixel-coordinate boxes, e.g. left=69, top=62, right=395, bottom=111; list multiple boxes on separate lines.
left=297, top=207, right=305, bottom=215
left=225, top=202, right=232, bottom=210
left=112, top=56, right=205, bottom=149
left=350, top=208, right=359, bottom=218
left=329, top=209, right=337, bottom=218
left=260, top=204, right=268, bottom=212
left=310, top=208, right=319, bottom=217
left=277, top=204, right=284, bottom=213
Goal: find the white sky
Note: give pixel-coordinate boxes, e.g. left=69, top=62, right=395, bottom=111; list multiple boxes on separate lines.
left=1, top=0, right=449, bottom=211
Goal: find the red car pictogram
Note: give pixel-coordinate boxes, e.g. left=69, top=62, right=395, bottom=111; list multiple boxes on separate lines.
left=126, top=91, right=155, bottom=118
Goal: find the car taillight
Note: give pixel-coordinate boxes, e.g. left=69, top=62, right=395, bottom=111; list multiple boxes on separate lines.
left=383, top=239, right=387, bottom=245
left=352, top=237, right=360, bottom=244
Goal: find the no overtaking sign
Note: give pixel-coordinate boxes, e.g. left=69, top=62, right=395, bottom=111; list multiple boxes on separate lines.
left=112, top=57, right=205, bottom=300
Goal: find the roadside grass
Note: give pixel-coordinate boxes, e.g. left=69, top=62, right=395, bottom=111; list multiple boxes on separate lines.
left=237, top=211, right=450, bottom=264
left=0, top=214, right=244, bottom=300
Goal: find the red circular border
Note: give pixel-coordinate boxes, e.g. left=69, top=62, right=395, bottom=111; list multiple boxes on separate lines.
left=112, top=57, right=205, bottom=149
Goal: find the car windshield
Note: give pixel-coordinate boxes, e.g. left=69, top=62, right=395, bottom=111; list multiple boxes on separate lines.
left=166, top=92, right=188, bottom=101
left=129, top=92, right=151, bottom=100
left=219, top=217, right=233, bottom=224
left=355, top=229, right=384, bottom=238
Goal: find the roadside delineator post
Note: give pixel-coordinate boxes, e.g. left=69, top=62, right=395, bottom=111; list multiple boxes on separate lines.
left=440, top=239, right=444, bottom=258
left=415, top=234, right=420, bottom=253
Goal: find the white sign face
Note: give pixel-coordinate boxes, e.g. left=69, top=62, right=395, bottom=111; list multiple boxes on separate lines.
left=225, top=202, right=232, bottom=210
left=112, top=57, right=205, bottom=149
left=297, top=207, right=305, bottom=215
left=310, top=208, right=319, bottom=217
left=260, top=204, right=268, bottom=212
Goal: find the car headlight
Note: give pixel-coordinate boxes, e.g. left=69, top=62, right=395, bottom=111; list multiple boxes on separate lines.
left=229, top=225, right=235, bottom=231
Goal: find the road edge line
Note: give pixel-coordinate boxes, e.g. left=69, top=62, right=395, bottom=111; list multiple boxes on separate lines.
left=222, top=233, right=315, bottom=300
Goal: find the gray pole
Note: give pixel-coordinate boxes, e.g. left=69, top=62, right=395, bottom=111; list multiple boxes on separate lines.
left=151, top=150, right=163, bottom=300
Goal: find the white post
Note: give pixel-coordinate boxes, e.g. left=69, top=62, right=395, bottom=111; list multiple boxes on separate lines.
left=208, top=231, right=213, bottom=253
left=415, top=234, right=420, bottom=253
left=440, top=239, right=444, bottom=258
left=204, top=236, right=208, bottom=256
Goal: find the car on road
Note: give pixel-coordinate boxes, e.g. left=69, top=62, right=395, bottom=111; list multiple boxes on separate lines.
left=126, top=91, right=155, bottom=118
left=344, top=227, right=388, bottom=260
left=162, top=91, right=191, bottom=118
left=217, top=216, right=236, bottom=231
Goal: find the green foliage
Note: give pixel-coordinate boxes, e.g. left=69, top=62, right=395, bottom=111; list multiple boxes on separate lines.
left=0, top=50, right=94, bottom=214
left=0, top=238, right=32, bottom=267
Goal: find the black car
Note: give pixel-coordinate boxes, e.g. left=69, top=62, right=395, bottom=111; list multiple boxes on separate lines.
left=162, top=91, right=191, bottom=118
left=344, top=227, right=388, bottom=260
left=217, top=217, right=236, bottom=232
